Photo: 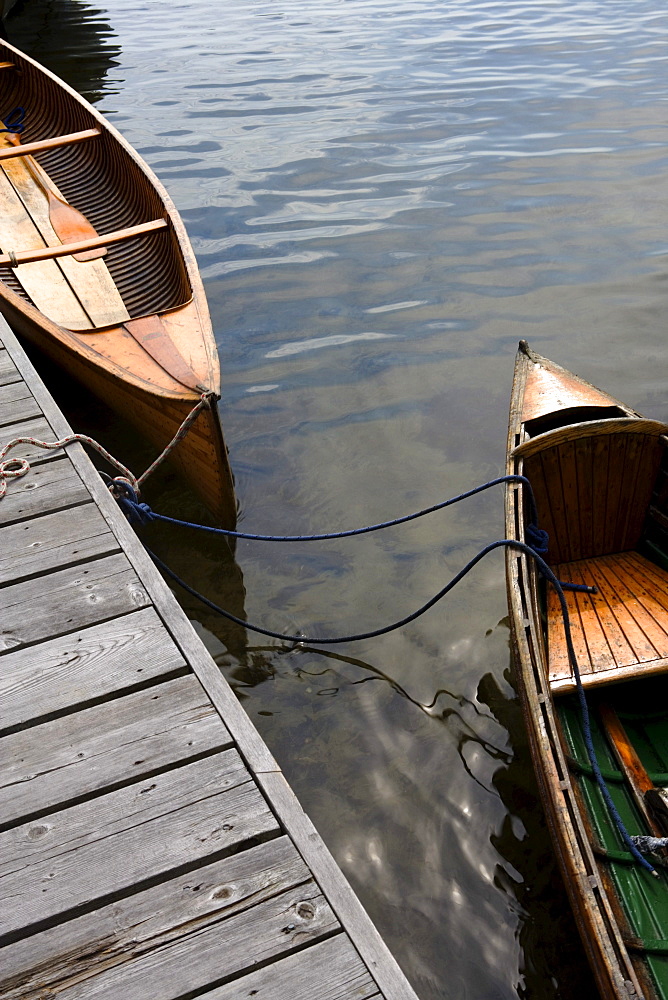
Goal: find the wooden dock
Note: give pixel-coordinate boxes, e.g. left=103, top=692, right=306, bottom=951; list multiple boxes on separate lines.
left=0, top=316, right=419, bottom=1000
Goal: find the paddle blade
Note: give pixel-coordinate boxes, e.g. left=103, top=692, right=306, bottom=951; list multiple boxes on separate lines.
left=46, top=192, right=107, bottom=262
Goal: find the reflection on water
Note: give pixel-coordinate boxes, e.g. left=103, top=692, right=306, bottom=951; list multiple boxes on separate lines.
left=6, top=0, right=668, bottom=997
left=5, top=0, right=121, bottom=103
left=478, top=671, right=599, bottom=999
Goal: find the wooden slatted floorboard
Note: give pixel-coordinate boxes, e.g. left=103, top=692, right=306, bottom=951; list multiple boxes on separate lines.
left=0, top=130, right=130, bottom=329
left=548, top=551, right=668, bottom=692
left=0, top=316, right=414, bottom=1000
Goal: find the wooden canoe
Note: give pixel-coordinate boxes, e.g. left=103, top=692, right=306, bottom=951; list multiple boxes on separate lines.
left=505, top=340, right=668, bottom=1000
left=0, top=40, right=236, bottom=525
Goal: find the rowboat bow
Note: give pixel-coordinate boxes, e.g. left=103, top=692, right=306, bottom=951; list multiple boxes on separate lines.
left=505, top=340, right=668, bottom=1000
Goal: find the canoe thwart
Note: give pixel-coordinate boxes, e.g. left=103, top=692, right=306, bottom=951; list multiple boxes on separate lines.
left=1, top=137, right=107, bottom=263
left=0, top=218, right=169, bottom=267
left=0, top=129, right=101, bottom=162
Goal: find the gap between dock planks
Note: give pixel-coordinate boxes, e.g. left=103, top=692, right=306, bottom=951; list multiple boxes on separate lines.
left=0, top=315, right=418, bottom=1000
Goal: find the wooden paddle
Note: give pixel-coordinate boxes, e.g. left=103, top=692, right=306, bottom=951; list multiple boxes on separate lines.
left=599, top=702, right=668, bottom=837
left=2, top=130, right=106, bottom=263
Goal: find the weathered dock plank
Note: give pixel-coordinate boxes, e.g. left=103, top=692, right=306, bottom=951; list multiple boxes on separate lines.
left=0, top=551, right=149, bottom=652
left=0, top=317, right=419, bottom=1000
left=27, top=883, right=338, bottom=1000
left=0, top=346, right=20, bottom=386
left=0, top=414, right=64, bottom=459
left=0, top=455, right=89, bottom=526
left=0, top=607, right=187, bottom=732
left=201, top=935, right=382, bottom=1000
left=0, top=378, right=41, bottom=423
left=0, top=501, right=118, bottom=584
left=0, top=751, right=278, bottom=940
left=0, top=836, right=311, bottom=998
left=0, top=674, right=232, bottom=828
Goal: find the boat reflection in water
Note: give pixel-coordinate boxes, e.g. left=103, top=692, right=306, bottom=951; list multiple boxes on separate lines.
left=3, top=0, right=121, bottom=103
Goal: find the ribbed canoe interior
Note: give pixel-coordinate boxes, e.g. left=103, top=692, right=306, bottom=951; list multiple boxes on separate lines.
left=0, top=46, right=191, bottom=321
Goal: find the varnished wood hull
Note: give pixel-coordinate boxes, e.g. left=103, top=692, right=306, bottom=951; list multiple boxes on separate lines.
left=505, top=341, right=668, bottom=1000
left=0, top=40, right=236, bottom=524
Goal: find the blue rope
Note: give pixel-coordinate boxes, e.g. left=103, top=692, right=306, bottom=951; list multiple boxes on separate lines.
left=118, top=474, right=542, bottom=540
left=144, top=534, right=654, bottom=875
left=113, top=473, right=652, bottom=870
left=116, top=477, right=591, bottom=596
left=0, top=107, right=26, bottom=134
left=145, top=537, right=534, bottom=642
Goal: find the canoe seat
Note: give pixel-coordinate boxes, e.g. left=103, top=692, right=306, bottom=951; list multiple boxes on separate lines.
left=520, top=422, right=668, bottom=565
left=547, top=551, right=668, bottom=693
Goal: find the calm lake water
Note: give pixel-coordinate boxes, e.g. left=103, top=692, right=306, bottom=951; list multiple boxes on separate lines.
left=6, top=0, right=668, bottom=996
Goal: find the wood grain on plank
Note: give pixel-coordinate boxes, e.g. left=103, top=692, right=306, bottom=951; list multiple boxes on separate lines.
left=0, top=750, right=278, bottom=939
left=0, top=674, right=232, bottom=828
left=200, top=935, right=381, bottom=1000
left=0, top=347, right=20, bottom=386
left=1, top=836, right=311, bottom=998
left=0, top=379, right=41, bottom=425
left=548, top=552, right=668, bottom=686
left=594, top=556, right=666, bottom=660
left=27, top=882, right=338, bottom=1000
left=0, top=552, right=149, bottom=652
left=0, top=606, right=186, bottom=731
left=0, top=501, right=119, bottom=584
left=0, top=456, right=89, bottom=526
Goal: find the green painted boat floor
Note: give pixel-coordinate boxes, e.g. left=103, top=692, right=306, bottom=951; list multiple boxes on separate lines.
left=559, top=677, right=668, bottom=999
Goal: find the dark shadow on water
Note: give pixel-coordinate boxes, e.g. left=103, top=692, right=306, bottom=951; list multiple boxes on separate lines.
left=4, top=0, right=121, bottom=104
left=17, top=343, right=250, bottom=661
left=478, top=668, right=598, bottom=999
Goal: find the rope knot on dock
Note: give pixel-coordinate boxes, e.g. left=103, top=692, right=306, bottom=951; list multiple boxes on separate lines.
left=0, top=453, right=29, bottom=497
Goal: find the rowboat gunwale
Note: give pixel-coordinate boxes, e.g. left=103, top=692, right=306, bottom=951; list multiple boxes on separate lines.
left=504, top=340, right=668, bottom=1000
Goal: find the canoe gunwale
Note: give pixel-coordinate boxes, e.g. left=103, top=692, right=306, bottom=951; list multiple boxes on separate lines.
left=512, top=417, right=668, bottom=460
left=0, top=286, right=218, bottom=402
left=0, top=39, right=212, bottom=355
left=0, top=39, right=234, bottom=522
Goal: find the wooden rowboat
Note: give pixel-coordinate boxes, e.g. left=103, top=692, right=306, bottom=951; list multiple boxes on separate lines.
left=0, top=40, right=236, bottom=524
left=505, top=340, right=668, bottom=1000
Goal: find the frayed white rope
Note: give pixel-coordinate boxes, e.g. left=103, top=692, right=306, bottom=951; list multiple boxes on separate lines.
left=136, top=391, right=212, bottom=488
left=0, top=392, right=211, bottom=501
left=0, top=433, right=138, bottom=500
left=631, top=835, right=668, bottom=853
